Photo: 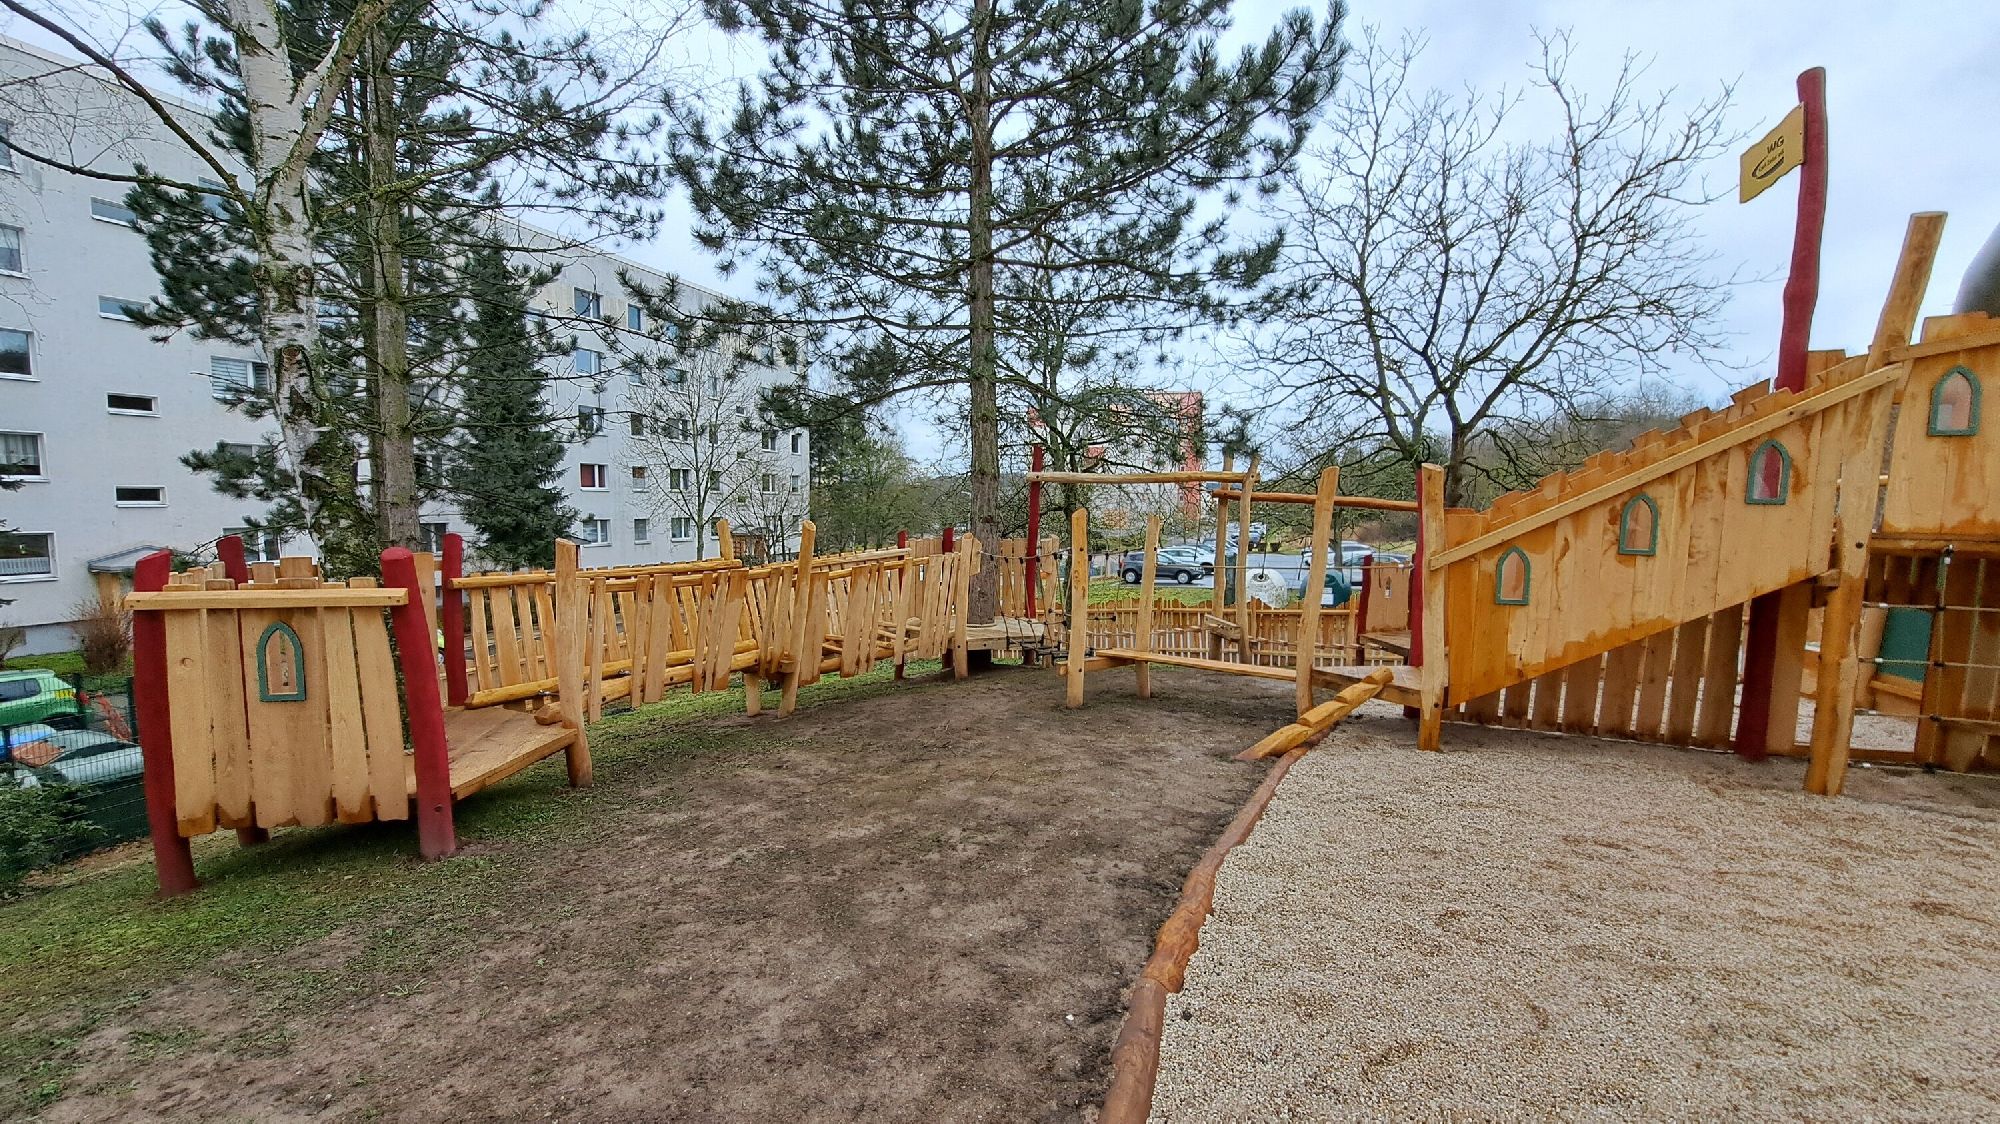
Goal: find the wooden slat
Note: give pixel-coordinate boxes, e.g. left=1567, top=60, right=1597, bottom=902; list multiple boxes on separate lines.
left=130, top=588, right=407, bottom=610
left=321, top=606, right=374, bottom=822
left=164, top=607, right=217, bottom=836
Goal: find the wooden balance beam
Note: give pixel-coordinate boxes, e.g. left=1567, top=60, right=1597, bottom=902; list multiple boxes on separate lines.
left=1237, top=668, right=1394, bottom=760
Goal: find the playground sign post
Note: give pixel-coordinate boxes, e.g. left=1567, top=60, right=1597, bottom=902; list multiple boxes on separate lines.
left=1736, top=66, right=1828, bottom=759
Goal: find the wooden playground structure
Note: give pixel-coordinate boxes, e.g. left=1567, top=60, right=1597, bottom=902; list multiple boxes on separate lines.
left=1047, top=212, right=2000, bottom=797
left=125, top=520, right=1009, bottom=895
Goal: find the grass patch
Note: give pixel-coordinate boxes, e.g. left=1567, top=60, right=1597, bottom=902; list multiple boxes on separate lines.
left=1086, top=576, right=1214, bottom=607
left=4, top=651, right=133, bottom=696
left=0, top=658, right=938, bottom=1115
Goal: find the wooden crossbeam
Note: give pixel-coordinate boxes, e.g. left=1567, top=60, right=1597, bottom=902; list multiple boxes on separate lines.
left=1238, top=669, right=1395, bottom=760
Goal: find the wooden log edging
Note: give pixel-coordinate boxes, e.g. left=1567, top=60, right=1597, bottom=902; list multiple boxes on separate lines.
left=1100, top=746, right=1309, bottom=1124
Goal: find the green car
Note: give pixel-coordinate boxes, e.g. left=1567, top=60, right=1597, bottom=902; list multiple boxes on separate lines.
left=0, top=669, right=79, bottom=728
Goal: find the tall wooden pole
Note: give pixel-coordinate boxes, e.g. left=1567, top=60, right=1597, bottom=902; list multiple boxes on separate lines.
left=1415, top=465, right=1447, bottom=751
left=1296, top=467, right=1339, bottom=718
left=384, top=547, right=458, bottom=859
left=1739, top=66, right=1829, bottom=757
left=1136, top=515, right=1160, bottom=699
left=440, top=533, right=468, bottom=708
left=1067, top=507, right=1089, bottom=708
left=1025, top=445, right=1043, bottom=619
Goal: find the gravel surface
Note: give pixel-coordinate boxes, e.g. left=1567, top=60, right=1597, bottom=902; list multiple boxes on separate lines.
left=1151, top=702, right=2000, bottom=1121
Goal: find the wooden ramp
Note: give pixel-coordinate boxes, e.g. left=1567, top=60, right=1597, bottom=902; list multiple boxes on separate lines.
left=414, top=706, right=578, bottom=801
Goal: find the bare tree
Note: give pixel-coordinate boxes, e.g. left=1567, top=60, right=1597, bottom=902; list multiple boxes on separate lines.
left=1248, top=29, right=1737, bottom=505
left=621, top=342, right=788, bottom=561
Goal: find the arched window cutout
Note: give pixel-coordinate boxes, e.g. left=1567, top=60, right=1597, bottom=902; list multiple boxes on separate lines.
left=1928, top=366, right=1980, bottom=436
left=1618, top=494, right=1659, bottom=556
left=256, top=621, right=307, bottom=702
left=1746, top=440, right=1791, bottom=505
left=1495, top=546, right=1531, bottom=605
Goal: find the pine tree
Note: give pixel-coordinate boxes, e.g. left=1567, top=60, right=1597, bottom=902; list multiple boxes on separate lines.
left=448, top=247, right=575, bottom=570
left=672, top=0, right=1346, bottom=623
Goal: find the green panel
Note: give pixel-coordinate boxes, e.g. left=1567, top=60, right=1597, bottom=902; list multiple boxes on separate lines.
left=1876, top=607, right=1932, bottom=683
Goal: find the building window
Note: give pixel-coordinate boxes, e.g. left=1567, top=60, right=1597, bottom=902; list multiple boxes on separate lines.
left=760, top=472, right=778, bottom=494
left=578, top=517, right=610, bottom=545
left=0, top=121, right=13, bottom=172
left=627, top=304, right=643, bottom=331
left=670, top=517, right=694, bottom=541
left=705, top=372, right=721, bottom=395
left=1746, top=440, right=1791, bottom=505
left=664, top=366, right=686, bottom=385
left=0, top=531, right=54, bottom=578
left=421, top=523, right=447, bottom=554
left=210, top=356, right=271, bottom=398
left=90, top=198, right=138, bottom=226
left=115, top=485, right=167, bottom=507
left=0, top=431, right=42, bottom=477
left=669, top=468, right=691, bottom=492
left=1617, top=494, right=1659, bottom=557
left=629, top=413, right=647, bottom=437
left=225, top=527, right=280, bottom=563
left=577, top=405, right=604, bottom=436
left=1928, top=366, right=1980, bottom=436
left=760, top=429, right=778, bottom=452
left=579, top=463, right=608, bottom=490
left=98, top=295, right=145, bottom=320
left=0, top=327, right=28, bottom=378
left=626, top=367, right=647, bottom=388
left=1494, top=546, right=1530, bottom=606
left=0, top=224, right=21, bottom=273
left=631, top=465, right=650, bottom=491
left=573, top=347, right=601, bottom=378
left=664, top=416, right=690, bottom=440
left=633, top=518, right=650, bottom=543
left=790, top=473, right=802, bottom=494
left=107, top=393, right=157, bottom=415
left=791, top=432, right=802, bottom=454
left=707, top=469, right=721, bottom=490
left=574, top=288, right=601, bottom=317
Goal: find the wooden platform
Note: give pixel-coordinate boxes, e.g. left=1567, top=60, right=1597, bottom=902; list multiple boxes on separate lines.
left=1361, top=630, right=1412, bottom=658
left=965, top=616, right=1048, bottom=652
left=410, top=706, right=578, bottom=801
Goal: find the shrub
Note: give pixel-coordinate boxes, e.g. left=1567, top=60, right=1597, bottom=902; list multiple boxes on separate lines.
left=0, top=781, right=101, bottom=895
left=69, top=595, right=131, bottom=678
left=0, top=623, right=22, bottom=665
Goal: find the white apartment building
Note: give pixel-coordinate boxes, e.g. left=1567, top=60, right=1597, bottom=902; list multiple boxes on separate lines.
left=0, top=37, right=806, bottom=654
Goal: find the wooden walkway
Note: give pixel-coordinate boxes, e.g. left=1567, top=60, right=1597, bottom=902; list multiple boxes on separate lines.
left=410, top=706, right=578, bottom=801
left=1087, top=647, right=1423, bottom=707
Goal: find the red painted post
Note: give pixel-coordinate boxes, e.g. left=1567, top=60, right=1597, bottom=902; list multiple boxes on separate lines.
left=383, top=547, right=458, bottom=860
left=897, top=529, right=908, bottom=549
left=216, top=534, right=249, bottom=583
left=441, top=533, right=469, bottom=708
left=1739, top=68, right=1827, bottom=758
left=942, top=525, right=955, bottom=553
left=132, top=550, right=199, bottom=896
left=1354, top=553, right=1374, bottom=661
left=213, top=534, right=271, bottom=847
left=1026, top=445, right=1044, bottom=619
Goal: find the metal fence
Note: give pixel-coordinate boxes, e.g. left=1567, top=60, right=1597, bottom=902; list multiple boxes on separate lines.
left=2, top=673, right=147, bottom=878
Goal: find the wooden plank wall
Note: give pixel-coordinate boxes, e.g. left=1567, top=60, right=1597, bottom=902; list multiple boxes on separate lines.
left=1881, top=315, right=2000, bottom=536
left=1441, top=357, right=1897, bottom=705
left=151, top=563, right=410, bottom=837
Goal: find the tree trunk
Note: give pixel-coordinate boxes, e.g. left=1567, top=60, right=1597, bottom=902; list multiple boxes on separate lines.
left=964, top=0, right=999, bottom=627
left=364, top=29, right=420, bottom=550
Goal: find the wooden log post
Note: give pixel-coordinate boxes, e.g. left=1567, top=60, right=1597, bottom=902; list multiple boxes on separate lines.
left=1297, top=466, right=1339, bottom=719
left=130, top=550, right=199, bottom=896
left=1211, top=453, right=1232, bottom=625
left=553, top=539, right=593, bottom=784
left=1026, top=445, right=1044, bottom=620
left=1416, top=464, right=1448, bottom=751
left=383, top=547, right=458, bottom=860
left=1235, top=456, right=1258, bottom=657
left=1067, top=507, right=1089, bottom=708
left=780, top=521, right=817, bottom=714
left=1136, top=515, right=1161, bottom=699
left=951, top=531, right=974, bottom=678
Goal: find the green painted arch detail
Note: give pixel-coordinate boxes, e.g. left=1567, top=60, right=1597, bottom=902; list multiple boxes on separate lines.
left=1494, top=546, right=1531, bottom=606
left=1617, top=493, right=1660, bottom=556
left=1928, top=365, right=1981, bottom=436
left=1745, top=439, right=1792, bottom=505
left=256, top=620, right=308, bottom=703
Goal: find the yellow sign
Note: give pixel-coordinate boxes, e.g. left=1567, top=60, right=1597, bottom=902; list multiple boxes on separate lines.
left=1740, top=104, right=1806, bottom=203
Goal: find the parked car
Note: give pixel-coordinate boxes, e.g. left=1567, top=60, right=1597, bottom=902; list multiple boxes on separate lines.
left=1120, top=547, right=1209, bottom=585
left=1300, top=540, right=1382, bottom=585
left=2, top=723, right=125, bottom=768
left=0, top=669, right=79, bottom=728
left=5, top=726, right=145, bottom=856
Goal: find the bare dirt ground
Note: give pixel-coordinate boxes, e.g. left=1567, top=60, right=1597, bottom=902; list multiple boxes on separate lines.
left=39, top=667, right=1296, bottom=1123
left=1152, top=702, right=2000, bottom=1121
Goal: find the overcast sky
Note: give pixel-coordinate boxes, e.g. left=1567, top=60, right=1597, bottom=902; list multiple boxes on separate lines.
left=13, top=0, right=1996, bottom=467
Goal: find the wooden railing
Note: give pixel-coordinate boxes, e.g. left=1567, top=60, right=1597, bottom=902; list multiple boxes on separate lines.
left=1081, top=599, right=1359, bottom=667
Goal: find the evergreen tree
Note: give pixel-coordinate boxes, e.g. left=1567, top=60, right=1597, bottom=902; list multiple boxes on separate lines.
left=448, top=247, right=575, bottom=570
left=672, top=0, right=1345, bottom=623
